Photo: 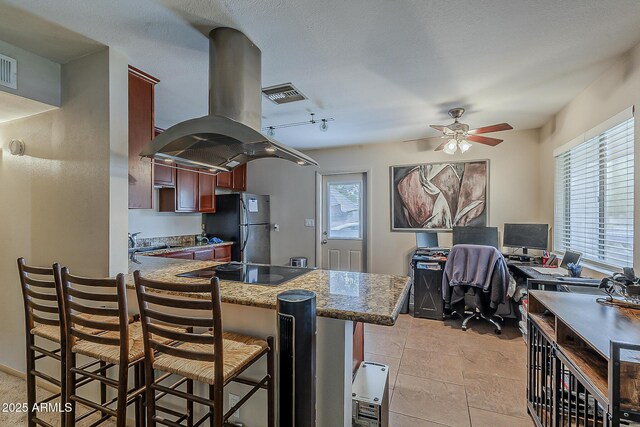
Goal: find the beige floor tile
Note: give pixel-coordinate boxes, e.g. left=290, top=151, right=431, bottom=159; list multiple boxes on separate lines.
left=464, top=371, right=528, bottom=419
left=390, top=411, right=450, bottom=426
left=399, top=348, right=464, bottom=385
left=469, top=407, right=534, bottom=427
left=364, top=352, right=401, bottom=389
left=459, top=347, right=527, bottom=380
left=391, top=374, right=470, bottom=427
left=404, top=328, right=461, bottom=356
left=364, top=331, right=406, bottom=358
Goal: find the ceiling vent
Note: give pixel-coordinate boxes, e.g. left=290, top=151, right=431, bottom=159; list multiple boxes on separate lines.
left=0, top=53, right=17, bottom=89
left=262, top=83, right=306, bottom=104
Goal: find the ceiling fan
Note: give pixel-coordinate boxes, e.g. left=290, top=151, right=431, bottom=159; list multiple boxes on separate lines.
left=405, top=108, right=513, bottom=154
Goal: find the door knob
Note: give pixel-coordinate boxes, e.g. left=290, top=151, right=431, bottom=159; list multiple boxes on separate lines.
left=321, top=239, right=328, bottom=245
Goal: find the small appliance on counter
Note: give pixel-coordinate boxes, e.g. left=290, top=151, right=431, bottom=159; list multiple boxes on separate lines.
left=352, top=361, right=389, bottom=427
left=203, top=193, right=271, bottom=264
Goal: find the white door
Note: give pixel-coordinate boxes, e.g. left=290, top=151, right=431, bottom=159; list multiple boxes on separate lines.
left=320, top=173, right=367, bottom=272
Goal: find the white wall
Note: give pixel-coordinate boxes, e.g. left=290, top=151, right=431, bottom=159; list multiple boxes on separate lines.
left=0, top=39, right=61, bottom=106
left=0, top=47, right=128, bottom=371
left=128, top=191, right=202, bottom=238
left=248, top=129, right=542, bottom=275
left=539, top=42, right=640, bottom=270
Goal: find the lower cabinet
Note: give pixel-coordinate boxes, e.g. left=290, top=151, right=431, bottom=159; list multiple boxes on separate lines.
left=353, top=321, right=364, bottom=375
left=153, top=244, right=232, bottom=262
left=163, top=251, right=195, bottom=260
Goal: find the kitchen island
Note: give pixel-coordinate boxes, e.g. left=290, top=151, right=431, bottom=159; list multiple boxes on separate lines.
left=125, top=255, right=410, bottom=426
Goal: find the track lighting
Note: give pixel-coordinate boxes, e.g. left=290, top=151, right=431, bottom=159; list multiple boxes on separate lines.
left=263, top=113, right=334, bottom=135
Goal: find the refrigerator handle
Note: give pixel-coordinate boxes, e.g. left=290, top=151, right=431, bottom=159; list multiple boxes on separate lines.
left=239, top=198, right=250, bottom=254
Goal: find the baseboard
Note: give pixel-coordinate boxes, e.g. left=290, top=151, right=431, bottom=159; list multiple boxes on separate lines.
left=0, top=363, right=61, bottom=394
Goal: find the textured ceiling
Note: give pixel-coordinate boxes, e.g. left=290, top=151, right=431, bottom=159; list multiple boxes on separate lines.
left=4, top=0, right=640, bottom=149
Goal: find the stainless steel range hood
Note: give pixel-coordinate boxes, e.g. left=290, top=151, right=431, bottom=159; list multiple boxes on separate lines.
left=140, top=27, right=317, bottom=171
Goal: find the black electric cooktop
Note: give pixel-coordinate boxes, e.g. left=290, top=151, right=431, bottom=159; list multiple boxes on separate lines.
left=176, top=262, right=313, bottom=286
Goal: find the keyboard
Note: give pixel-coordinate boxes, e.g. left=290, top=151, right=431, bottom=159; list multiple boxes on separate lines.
left=555, top=277, right=600, bottom=284
left=530, top=266, right=568, bottom=276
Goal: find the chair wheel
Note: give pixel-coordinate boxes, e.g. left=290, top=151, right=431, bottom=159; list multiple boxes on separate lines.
left=461, top=326, right=467, bottom=331
left=495, top=329, right=501, bottom=335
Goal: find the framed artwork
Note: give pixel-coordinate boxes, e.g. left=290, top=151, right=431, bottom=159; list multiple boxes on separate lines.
left=390, top=160, right=489, bottom=231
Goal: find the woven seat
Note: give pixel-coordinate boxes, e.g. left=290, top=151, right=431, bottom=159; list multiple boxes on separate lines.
left=153, top=332, right=268, bottom=385
left=31, top=313, right=137, bottom=343
left=73, top=321, right=186, bottom=364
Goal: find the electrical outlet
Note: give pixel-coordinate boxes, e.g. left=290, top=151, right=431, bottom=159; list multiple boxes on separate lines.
left=304, top=218, right=315, bottom=227
left=228, top=393, right=240, bottom=420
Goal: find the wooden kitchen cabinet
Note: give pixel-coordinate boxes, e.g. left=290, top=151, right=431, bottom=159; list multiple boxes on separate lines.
left=232, top=164, right=247, bottom=191
left=198, top=171, right=216, bottom=213
left=128, top=66, right=159, bottom=209
left=213, top=245, right=231, bottom=262
left=163, top=251, right=194, bottom=260
left=158, top=166, right=199, bottom=212
left=193, top=248, right=214, bottom=260
left=216, top=164, right=247, bottom=191
left=153, top=127, right=176, bottom=188
left=353, top=321, right=364, bottom=375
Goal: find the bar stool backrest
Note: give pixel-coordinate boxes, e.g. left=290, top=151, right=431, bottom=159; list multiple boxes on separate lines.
left=17, top=258, right=65, bottom=338
left=59, top=268, right=129, bottom=366
left=133, top=271, right=224, bottom=386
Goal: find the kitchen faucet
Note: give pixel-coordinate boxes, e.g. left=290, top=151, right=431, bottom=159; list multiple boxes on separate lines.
left=128, top=232, right=141, bottom=249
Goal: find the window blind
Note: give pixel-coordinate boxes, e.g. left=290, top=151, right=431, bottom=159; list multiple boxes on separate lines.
left=554, top=116, right=634, bottom=269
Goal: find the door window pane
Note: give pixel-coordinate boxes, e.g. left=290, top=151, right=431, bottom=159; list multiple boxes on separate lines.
left=328, top=182, right=362, bottom=239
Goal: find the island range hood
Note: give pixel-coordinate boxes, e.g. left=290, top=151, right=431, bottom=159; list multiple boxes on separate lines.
left=139, top=27, right=317, bottom=171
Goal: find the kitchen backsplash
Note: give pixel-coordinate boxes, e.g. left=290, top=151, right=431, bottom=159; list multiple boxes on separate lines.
left=133, top=234, right=197, bottom=248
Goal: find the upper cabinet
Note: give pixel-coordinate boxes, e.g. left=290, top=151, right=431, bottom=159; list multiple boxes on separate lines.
left=128, top=66, right=159, bottom=209
left=153, top=127, right=176, bottom=188
left=216, top=164, right=247, bottom=192
left=198, top=171, right=217, bottom=213
left=159, top=166, right=199, bottom=213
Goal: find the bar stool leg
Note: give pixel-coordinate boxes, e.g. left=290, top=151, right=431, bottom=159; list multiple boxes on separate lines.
left=25, top=334, right=36, bottom=427
left=116, top=363, right=128, bottom=427
left=138, top=363, right=146, bottom=427
left=267, top=336, right=275, bottom=427
left=100, top=361, right=107, bottom=404
left=66, top=351, right=77, bottom=427
left=145, top=366, right=156, bottom=427
left=134, top=363, right=141, bottom=427
left=187, top=379, right=194, bottom=427
left=60, top=342, right=67, bottom=427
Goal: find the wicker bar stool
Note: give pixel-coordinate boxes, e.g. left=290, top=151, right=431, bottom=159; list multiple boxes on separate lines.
left=17, top=258, right=68, bottom=427
left=134, top=271, right=275, bottom=427
left=59, top=268, right=148, bottom=427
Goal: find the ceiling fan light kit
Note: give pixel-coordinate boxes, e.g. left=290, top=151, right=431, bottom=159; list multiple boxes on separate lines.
left=404, top=107, right=513, bottom=154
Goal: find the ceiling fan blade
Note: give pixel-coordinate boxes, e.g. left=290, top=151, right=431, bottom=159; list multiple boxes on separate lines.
left=468, top=123, right=513, bottom=134
left=434, top=141, right=447, bottom=151
left=403, top=136, right=445, bottom=144
left=429, top=124, right=448, bottom=132
left=466, top=134, right=503, bottom=146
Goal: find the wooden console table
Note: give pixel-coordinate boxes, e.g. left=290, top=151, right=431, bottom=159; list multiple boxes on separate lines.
left=527, top=291, right=640, bottom=427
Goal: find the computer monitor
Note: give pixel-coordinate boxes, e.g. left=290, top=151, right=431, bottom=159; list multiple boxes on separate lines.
left=452, top=226, right=499, bottom=249
left=416, top=232, right=439, bottom=248
left=503, top=223, right=549, bottom=255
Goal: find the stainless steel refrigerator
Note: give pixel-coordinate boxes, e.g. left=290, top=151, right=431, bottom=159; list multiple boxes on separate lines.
left=203, top=193, right=271, bottom=264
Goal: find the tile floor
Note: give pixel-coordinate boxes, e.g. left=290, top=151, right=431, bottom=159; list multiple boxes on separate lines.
left=0, top=314, right=532, bottom=426
left=365, top=313, right=534, bottom=427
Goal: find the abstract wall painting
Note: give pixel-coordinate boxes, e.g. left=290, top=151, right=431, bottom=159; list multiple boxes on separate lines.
left=390, top=160, right=489, bottom=231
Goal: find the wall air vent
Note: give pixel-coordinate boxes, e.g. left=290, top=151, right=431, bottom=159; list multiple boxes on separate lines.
left=0, top=53, right=17, bottom=89
left=262, top=83, right=306, bottom=104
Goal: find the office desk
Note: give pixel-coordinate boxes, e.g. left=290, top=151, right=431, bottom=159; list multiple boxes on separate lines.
left=507, top=261, right=601, bottom=294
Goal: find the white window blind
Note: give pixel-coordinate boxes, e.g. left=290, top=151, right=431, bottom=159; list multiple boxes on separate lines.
left=554, top=115, right=634, bottom=269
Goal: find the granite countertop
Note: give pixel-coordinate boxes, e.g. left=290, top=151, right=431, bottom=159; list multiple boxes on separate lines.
left=126, top=256, right=411, bottom=326
left=139, top=241, right=233, bottom=256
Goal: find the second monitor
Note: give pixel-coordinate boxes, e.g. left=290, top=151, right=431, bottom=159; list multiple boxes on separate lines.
left=503, top=223, right=549, bottom=255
